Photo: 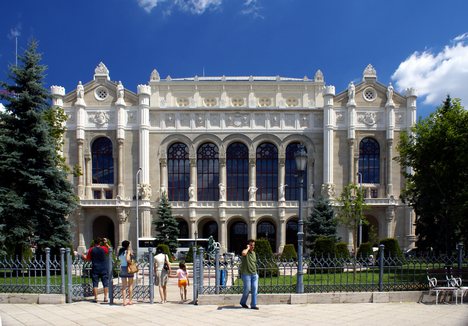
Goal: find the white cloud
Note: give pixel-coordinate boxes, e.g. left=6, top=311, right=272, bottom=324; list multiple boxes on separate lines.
left=241, top=0, right=263, bottom=19
left=392, top=33, right=468, bottom=107
left=136, top=0, right=261, bottom=16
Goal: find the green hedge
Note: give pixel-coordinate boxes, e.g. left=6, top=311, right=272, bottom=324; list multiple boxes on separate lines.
left=335, top=242, right=350, bottom=258
left=313, top=237, right=336, bottom=257
left=357, top=242, right=373, bottom=258
left=280, top=244, right=297, bottom=260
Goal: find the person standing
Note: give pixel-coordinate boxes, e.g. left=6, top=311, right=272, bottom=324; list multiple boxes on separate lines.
left=154, top=247, right=171, bottom=303
left=176, top=262, right=190, bottom=303
left=240, top=239, right=259, bottom=310
left=117, top=240, right=135, bottom=306
left=81, top=237, right=109, bottom=303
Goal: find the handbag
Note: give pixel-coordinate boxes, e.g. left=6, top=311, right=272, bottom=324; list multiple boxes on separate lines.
left=163, top=254, right=169, bottom=271
left=127, top=259, right=139, bottom=274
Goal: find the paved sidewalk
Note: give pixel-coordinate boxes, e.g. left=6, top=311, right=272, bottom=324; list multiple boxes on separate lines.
left=1, top=301, right=467, bottom=326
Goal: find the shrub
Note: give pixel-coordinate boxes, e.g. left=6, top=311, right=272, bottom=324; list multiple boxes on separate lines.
left=254, top=238, right=279, bottom=277
left=312, top=237, right=336, bottom=257
left=379, top=238, right=403, bottom=259
left=280, top=244, right=297, bottom=260
left=335, top=242, right=350, bottom=258
left=185, top=246, right=194, bottom=263
left=357, top=242, right=373, bottom=258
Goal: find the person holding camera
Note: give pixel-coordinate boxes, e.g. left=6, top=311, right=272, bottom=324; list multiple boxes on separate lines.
left=240, top=239, right=259, bottom=310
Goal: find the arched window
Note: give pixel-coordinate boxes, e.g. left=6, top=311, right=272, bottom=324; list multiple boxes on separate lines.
left=285, top=142, right=308, bottom=201
left=197, top=143, right=219, bottom=201
left=168, top=142, right=190, bottom=201
left=257, top=221, right=276, bottom=252
left=177, top=219, right=189, bottom=238
left=202, top=221, right=218, bottom=241
left=359, top=138, right=380, bottom=183
left=229, top=221, right=248, bottom=255
left=256, top=143, right=278, bottom=201
left=227, top=142, right=249, bottom=201
left=92, top=137, right=114, bottom=184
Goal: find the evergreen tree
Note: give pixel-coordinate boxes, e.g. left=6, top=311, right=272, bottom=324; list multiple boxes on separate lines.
left=0, top=40, right=77, bottom=257
left=153, top=193, right=179, bottom=254
left=305, top=197, right=337, bottom=250
left=396, top=96, right=468, bottom=253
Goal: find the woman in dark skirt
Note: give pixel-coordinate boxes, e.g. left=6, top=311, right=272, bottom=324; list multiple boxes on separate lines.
left=118, top=240, right=135, bottom=306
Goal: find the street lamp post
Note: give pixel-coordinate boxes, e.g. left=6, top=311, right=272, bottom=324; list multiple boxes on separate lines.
left=135, top=168, right=142, bottom=259
left=295, top=144, right=307, bottom=294
left=357, top=172, right=363, bottom=247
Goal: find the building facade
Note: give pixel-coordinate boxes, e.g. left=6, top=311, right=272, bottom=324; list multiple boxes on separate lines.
left=54, top=63, right=417, bottom=254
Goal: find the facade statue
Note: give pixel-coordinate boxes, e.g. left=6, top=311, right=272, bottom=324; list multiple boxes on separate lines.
left=279, top=184, right=287, bottom=201
left=117, top=81, right=124, bottom=100
left=308, top=183, right=315, bottom=200
left=386, top=83, right=394, bottom=105
left=188, top=184, right=195, bottom=200
left=219, top=183, right=226, bottom=201
left=77, top=81, right=84, bottom=99
left=248, top=186, right=257, bottom=201
left=347, top=82, right=355, bottom=104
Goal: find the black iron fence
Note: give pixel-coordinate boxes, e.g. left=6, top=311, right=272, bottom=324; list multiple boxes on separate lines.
left=0, top=247, right=156, bottom=303
left=193, top=244, right=468, bottom=299
left=1, top=245, right=466, bottom=305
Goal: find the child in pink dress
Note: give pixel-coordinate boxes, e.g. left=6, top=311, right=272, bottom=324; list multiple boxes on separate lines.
left=176, top=262, right=190, bottom=302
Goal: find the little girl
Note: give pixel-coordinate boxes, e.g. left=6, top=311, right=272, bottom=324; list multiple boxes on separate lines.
left=176, top=262, right=190, bottom=302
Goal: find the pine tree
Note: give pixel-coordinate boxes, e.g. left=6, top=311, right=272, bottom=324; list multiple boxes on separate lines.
left=0, top=40, right=77, bottom=257
left=305, top=197, right=337, bottom=250
left=153, top=193, right=179, bottom=254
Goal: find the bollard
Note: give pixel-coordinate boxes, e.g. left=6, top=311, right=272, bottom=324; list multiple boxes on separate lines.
left=45, top=248, right=51, bottom=294
left=66, top=248, right=72, bottom=303
left=149, top=247, right=154, bottom=304
left=198, top=247, right=205, bottom=297
left=60, top=248, right=66, bottom=295
left=378, top=244, right=385, bottom=292
left=215, top=247, right=220, bottom=294
left=108, top=247, right=113, bottom=304
left=192, top=246, right=198, bottom=304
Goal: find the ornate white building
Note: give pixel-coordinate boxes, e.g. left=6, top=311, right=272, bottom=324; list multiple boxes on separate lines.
left=54, top=63, right=417, bottom=254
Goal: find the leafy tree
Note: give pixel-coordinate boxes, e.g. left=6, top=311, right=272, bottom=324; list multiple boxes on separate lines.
left=153, top=193, right=179, bottom=254
left=0, top=40, right=77, bottom=257
left=335, top=184, right=367, bottom=258
left=305, top=196, right=337, bottom=250
left=396, top=96, right=468, bottom=253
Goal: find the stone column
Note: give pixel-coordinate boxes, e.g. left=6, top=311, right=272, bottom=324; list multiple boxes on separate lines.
left=75, top=83, right=87, bottom=200
left=220, top=217, right=227, bottom=253
left=219, top=157, right=227, bottom=202
left=189, top=158, right=197, bottom=202
left=322, top=86, right=335, bottom=198
left=278, top=157, right=286, bottom=202
left=386, top=206, right=395, bottom=238
left=77, top=209, right=86, bottom=253
left=347, top=96, right=356, bottom=185
left=137, top=85, right=151, bottom=185
left=248, top=157, right=256, bottom=221
left=117, top=139, right=124, bottom=197
left=117, top=207, right=128, bottom=246
left=84, top=152, right=92, bottom=199
left=159, top=158, right=168, bottom=197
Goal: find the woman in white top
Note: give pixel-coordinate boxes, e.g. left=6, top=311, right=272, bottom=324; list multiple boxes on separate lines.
left=154, top=247, right=171, bottom=303
left=118, top=240, right=135, bottom=306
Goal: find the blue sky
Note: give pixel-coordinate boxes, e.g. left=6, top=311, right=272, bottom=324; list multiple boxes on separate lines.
left=1, top=0, right=467, bottom=118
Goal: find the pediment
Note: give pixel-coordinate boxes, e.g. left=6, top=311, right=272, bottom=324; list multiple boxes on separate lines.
left=334, top=81, right=405, bottom=108
left=63, top=79, right=138, bottom=107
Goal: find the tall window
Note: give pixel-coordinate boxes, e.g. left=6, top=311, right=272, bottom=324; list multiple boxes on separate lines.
left=168, top=142, right=190, bottom=201
left=285, top=142, right=308, bottom=201
left=197, top=143, right=219, bottom=201
left=227, top=142, right=249, bottom=201
left=92, top=137, right=114, bottom=184
left=359, top=137, right=380, bottom=183
left=256, top=143, right=278, bottom=201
